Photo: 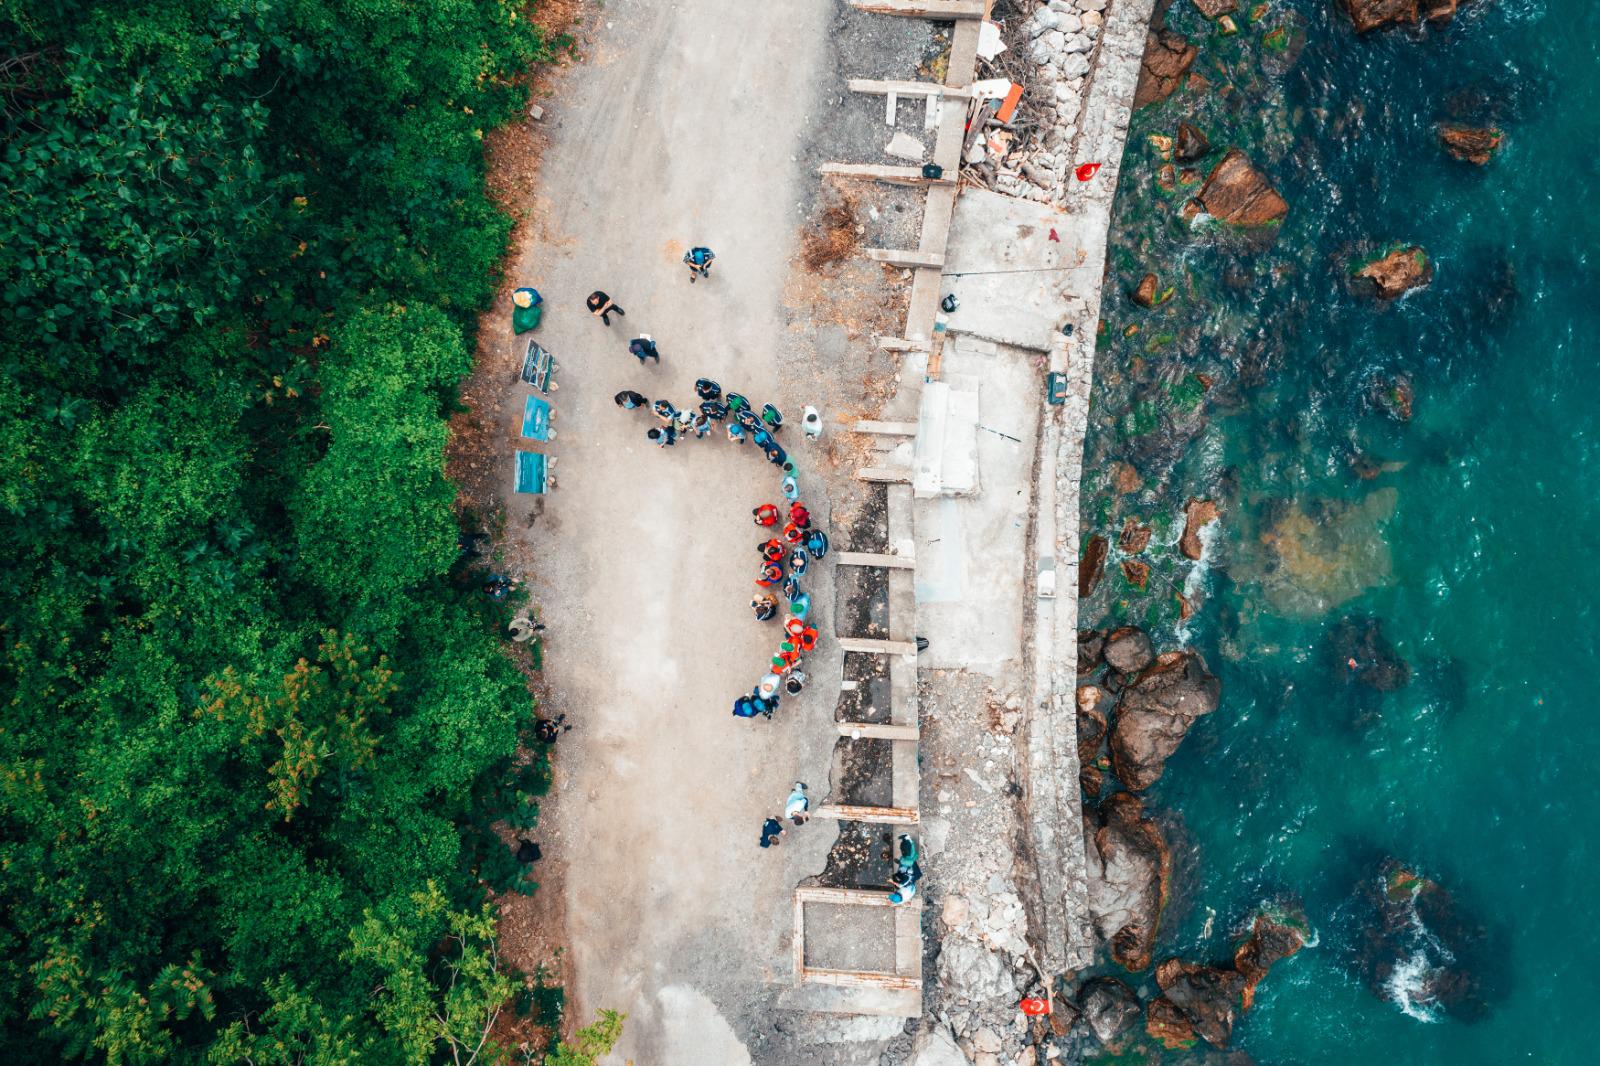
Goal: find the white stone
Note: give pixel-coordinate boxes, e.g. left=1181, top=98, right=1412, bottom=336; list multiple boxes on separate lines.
left=1053, top=82, right=1075, bottom=102
left=943, top=895, right=970, bottom=930
left=1043, top=29, right=1066, bottom=51
left=1028, top=9, right=1059, bottom=36
left=1079, top=0, right=1107, bottom=10
left=1029, top=39, right=1053, bottom=64
left=973, top=1027, right=1002, bottom=1054
left=1060, top=52, right=1090, bottom=78
left=974, top=1055, right=1001, bottom=1066
left=907, top=1025, right=967, bottom=1066
left=1082, top=7, right=1104, bottom=26
left=1064, top=33, right=1092, bottom=53
left=886, top=131, right=926, bottom=161
left=1057, top=11, right=1082, bottom=33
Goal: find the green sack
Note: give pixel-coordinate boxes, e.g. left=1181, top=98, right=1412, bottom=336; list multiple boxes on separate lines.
left=512, top=303, right=543, bottom=334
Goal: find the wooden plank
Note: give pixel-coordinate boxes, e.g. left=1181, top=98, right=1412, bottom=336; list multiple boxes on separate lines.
left=858, top=466, right=913, bottom=484
left=818, top=163, right=954, bottom=188
left=836, top=550, right=916, bottom=569
left=852, top=420, right=919, bottom=437
left=867, top=247, right=946, bottom=270
left=836, top=721, right=920, bottom=741
left=849, top=78, right=973, bottom=98
left=797, top=885, right=921, bottom=909
left=814, top=803, right=920, bottom=825
left=894, top=907, right=923, bottom=979
left=873, top=335, right=930, bottom=352
left=848, top=0, right=986, bottom=19
left=944, top=9, right=984, bottom=87
left=793, top=892, right=807, bottom=983
left=838, top=637, right=919, bottom=655
left=891, top=732, right=920, bottom=810
left=801, top=967, right=923, bottom=992
left=889, top=648, right=920, bottom=727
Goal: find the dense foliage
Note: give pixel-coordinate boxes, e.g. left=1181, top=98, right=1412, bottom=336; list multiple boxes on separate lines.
left=0, top=1, right=563, bottom=1060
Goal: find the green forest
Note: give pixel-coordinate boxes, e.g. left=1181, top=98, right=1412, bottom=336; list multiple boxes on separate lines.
left=0, top=1, right=596, bottom=1061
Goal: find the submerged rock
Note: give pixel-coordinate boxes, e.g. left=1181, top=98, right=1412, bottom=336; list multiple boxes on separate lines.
left=1234, top=905, right=1311, bottom=1009
left=1080, top=535, right=1109, bottom=597
left=1370, top=375, right=1414, bottom=421
left=1180, top=498, right=1220, bottom=560
left=1154, top=959, right=1245, bottom=1048
left=1085, top=793, right=1171, bottom=973
left=1104, top=626, right=1156, bottom=674
left=1078, top=976, right=1143, bottom=1050
left=1327, top=614, right=1412, bottom=691
left=1119, top=515, right=1153, bottom=553
left=1353, top=245, right=1432, bottom=299
left=1193, top=149, right=1288, bottom=226
left=1245, top=489, right=1397, bottom=617
left=1438, top=123, right=1503, bottom=164
left=1346, top=860, right=1503, bottom=1023
left=1175, top=121, right=1211, bottom=162
left=1078, top=629, right=1107, bottom=675
left=1191, top=0, right=1238, bottom=17
left=1111, top=460, right=1144, bottom=495
left=1109, top=650, right=1222, bottom=790
left=1121, top=559, right=1151, bottom=589
left=1134, top=29, right=1197, bottom=109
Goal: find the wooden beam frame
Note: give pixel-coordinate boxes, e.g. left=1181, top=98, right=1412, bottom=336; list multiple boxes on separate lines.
left=814, top=803, right=920, bottom=825
left=847, top=0, right=986, bottom=19
left=836, top=550, right=916, bottom=569
left=867, top=247, right=946, bottom=269
left=857, top=466, right=913, bottom=484
left=838, top=637, right=919, bottom=656
left=848, top=78, right=975, bottom=98
left=817, top=163, right=954, bottom=188
left=837, top=721, right=920, bottom=741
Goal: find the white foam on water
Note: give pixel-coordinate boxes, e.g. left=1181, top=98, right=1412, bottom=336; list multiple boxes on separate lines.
left=1385, top=949, right=1442, bottom=1024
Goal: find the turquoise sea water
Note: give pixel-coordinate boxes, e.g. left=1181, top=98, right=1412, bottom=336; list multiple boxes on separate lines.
left=1082, top=1, right=1599, bottom=1061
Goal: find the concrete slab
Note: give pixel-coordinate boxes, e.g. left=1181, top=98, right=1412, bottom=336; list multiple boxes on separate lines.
left=941, top=188, right=1104, bottom=352
left=911, top=339, right=1040, bottom=676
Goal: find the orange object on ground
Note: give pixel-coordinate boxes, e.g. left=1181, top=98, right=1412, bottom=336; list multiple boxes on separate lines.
left=995, top=83, right=1023, bottom=124
left=1020, top=997, right=1049, bottom=1016
left=1075, top=162, right=1102, bottom=182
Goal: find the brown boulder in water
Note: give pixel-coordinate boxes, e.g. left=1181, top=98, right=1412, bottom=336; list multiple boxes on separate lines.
left=1104, top=626, right=1156, bottom=675
left=1193, top=149, right=1288, bottom=226
left=1354, top=245, right=1432, bottom=299
left=1110, top=650, right=1222, bottom=790
left=1235, top=906, right=1311, bottom=1009
left=1081, top=535, right=1109, bottom=597
left=1438, top=123, right=1503, bottom=164
left=1343, top=0, right=1467, bottom=33
left=1121, top=559, right=1151, bottom=589
left=1079, top=629, right=1107, bottom=675
left=1133, top=29, right=1197, bottom=109
left=1155, top=958, right=1246, bottom=1048
left=1131, top=273, right=1161, bottom=308
left=1175, top=121, right=1211, bottom=162
left=1180, top=498, right=1219, bottom=560
left=1146, top=997, right=1199, bottom=1049
left=1085, top=794, right=1171, bottom=972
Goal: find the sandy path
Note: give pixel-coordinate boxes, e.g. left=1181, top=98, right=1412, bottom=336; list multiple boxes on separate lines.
left=504, top=2, right=837, bottom=1061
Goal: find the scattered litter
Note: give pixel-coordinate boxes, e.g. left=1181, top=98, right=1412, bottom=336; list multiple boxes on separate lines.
left=886, top=130, right=926, bottom=161
left=976, top=20, right=1006, bottom=61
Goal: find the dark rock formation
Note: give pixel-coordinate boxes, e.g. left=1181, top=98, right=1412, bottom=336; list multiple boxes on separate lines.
left=1134, top=29, right=1197, bottom=109
left=1146, top=996, right=1199, bottom=1049
left=1343, top=0, right=1467, bottom=32
left=1193, top=149, right=1288, bottom=226
left=1235, top=905, right=1310, bottom=1009
left=1104, top=626, right=1155, bottom=675
left=1078, top=629, right=1106, bottom=675
left=1155, top=959, right=1245, bottom=1048
left=1191, top=0, right=1238, bottom=15
left=1119, top=515, right=1153, bottom=553
left=1077, top=686, right=1109, bottom=795
left=1370, top=375, right=1414, bottom=421
left=1080, top=535, right=1109, bottom=597
left=1354, top=245, right=1432, bottom=299
left=1438, top=123, right=1503, bottom=164
left=1085, top=793, right=1171, bottom=972
left=1345, top=859, right=1504, bottom=1022
left=1131, top=273, right=1160, bottom=308
left=1121, top=559, right=1151, bottom=589
left=1180, top=498, right=1219, bottom=560
left=1078, top=976, right=1143, bottom=1050
left=1110, top=650, right=1222, bottom=790
left=1175, top=121, right=1211, bottom=162
left=1328, top=615, right=1411, bottom=691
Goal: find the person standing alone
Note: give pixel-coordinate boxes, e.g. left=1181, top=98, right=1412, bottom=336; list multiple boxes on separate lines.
left=628, top=335, right=659, bottom=364
left=684, top=246, right=715, bottom=283
left=587, top=290, right=625, bottom=325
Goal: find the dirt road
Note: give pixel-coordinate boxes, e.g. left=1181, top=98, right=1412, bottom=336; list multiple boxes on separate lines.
left=504, top=2, right=840, bottom=1061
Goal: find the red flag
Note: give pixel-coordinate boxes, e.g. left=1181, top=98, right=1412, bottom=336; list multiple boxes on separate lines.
left=1048, top=227, right=1060, bottom=243
left=1075, top=162, right=1102, bottom=182
left=1020, top=997, right=1050, bottom=1016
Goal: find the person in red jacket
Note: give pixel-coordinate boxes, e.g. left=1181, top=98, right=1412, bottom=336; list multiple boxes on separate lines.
left=752, top=503, right=779, bottom=526
left=789, top=502, right=811, bottom=529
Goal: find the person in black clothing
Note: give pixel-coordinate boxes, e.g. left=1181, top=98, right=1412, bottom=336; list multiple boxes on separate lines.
left=759, top=816, right=784, bottom=848
left=534, top=713, right=569, bottom=744
left=516, top=840, right=542, bottom=864
left=751, top=594, right=777, bottom=622
left=647, top=425, right=677, bottom=448
left=694, top=377, right=722, bottom=401
left=586, top=290, right=625, bottom=325
left=700, top=399, right=728, bottom=422
left=614, top=390, right=648, bottom=409
left=628, top=335, right=659, bottom=364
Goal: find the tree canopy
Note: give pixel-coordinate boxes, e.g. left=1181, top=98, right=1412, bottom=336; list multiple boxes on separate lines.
left=0, top=1, right=562, bottom=1060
